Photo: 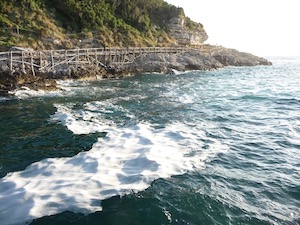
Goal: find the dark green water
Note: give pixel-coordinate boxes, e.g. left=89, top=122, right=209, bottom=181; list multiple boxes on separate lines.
left=0, top=57, right=299, bottom=225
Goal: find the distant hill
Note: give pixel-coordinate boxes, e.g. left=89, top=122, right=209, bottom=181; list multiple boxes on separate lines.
left=0, top=0, right=207, bottom=50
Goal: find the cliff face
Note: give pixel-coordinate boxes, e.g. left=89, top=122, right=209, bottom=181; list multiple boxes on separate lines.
left=0, top=0, right=207, bottom=50
left=168, top=17, right=208, bottom=46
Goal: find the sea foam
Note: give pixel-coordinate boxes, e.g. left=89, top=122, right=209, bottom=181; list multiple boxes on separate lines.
left=7, top=80, right=86, bottom=99
left=9, top=86, right=62, bottom=99
left=0, top=103, right=228, bottom=225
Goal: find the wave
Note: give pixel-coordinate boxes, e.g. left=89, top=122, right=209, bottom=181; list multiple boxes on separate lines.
left=7, top=86, right=62, bottom=99
left=0, top=103, right=228, bottom=225
left=0, top=97, right=10, bottom=102
left=5, top=80, right=89, bottom=100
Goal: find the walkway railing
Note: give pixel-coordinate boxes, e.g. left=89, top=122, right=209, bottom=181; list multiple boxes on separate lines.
left=0, top=46, right=207, bottom=75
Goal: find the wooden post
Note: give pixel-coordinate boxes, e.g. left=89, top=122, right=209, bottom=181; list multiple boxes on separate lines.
left=87, top=49, right=90, bottom=64
left=122, top=48, right=126, bottom=64
left=109, top=49, right=111, bottom=64
left=120, top=48, right=126, bottom=65
left=51, top=50, right=54, bottom=69
left=10, top=51, right=13, bottom=71
left=39, top=51, right=42, bottom=68
left=111, top=48, right=115, bottom=64
left=22, top=51, right=25, bottom=73
left=95, top=49, right=98, bottom=66
left=31, top=52, right=35, bottom=76
left=64, top=50, right=67, bottom=63
left=115, top=49, right=118, bottom=63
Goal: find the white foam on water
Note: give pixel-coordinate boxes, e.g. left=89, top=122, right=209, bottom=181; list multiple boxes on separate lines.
left=8, top=80, right=92, bottom=99
left=56, top=79, right=94, bottom=93
left=0, top=96, right=10, bottom=102
left=169, top=69, right=181, bottom=75
left=0, top=103, right=228, bottom=225
left=10, top=86, right=63, bottom=99
left=167, top=69, right=193, bottom=76
left=161, top=88, right=195, bottom=105
left=51, top=103, right=114, bottom=134
left=288, top=122, right=300, bottom=146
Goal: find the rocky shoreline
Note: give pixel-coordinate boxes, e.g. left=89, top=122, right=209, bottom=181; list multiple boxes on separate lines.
left=0, top=45, right=272, bottom=97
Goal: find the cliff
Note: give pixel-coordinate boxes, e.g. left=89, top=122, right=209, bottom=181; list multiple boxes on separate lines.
left=0, top=0, right=206, bottom=50
left=0, top=0, right=273, bottom=97
left=168, top=17, right=208, bottom=46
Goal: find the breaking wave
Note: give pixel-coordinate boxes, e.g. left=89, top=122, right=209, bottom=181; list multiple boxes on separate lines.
left=0, top=102, right=228, bottom=225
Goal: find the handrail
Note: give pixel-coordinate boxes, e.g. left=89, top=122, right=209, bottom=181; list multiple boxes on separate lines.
left=0, top=46, right=204, bottom=75
left=0, top=46, right=191, bottom=55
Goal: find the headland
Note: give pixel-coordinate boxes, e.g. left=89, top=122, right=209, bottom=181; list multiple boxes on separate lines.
left=0, top=0, right=272, bottom=96
left=0, top=45, right=272, bottom=96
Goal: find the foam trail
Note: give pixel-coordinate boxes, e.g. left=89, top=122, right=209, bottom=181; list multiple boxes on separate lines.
left=0, top=104, right=228, bottom=225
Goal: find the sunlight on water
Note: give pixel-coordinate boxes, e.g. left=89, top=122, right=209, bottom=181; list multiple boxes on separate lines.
left=0, top=103, right=228, bottom=225
left=0, top=57, right=300, bottom=225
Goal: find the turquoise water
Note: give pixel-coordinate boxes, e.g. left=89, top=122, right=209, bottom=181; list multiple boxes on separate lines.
left=0, top=57, right=299, bottom=225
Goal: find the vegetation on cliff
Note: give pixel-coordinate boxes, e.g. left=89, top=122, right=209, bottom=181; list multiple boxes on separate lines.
left=0, top=0, right=204, bottom=50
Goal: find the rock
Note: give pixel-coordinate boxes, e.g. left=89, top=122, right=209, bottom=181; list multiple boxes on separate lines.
left=205, top=45, right=272, bottom=66
left=168, top=17, right=208, bottom=46
left=0, top=45, right=272, bottom=96
left=131, top=45, right=272, bottom=75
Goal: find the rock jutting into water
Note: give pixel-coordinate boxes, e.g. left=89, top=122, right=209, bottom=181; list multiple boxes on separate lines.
left=0, top=45, right=272, bottom=96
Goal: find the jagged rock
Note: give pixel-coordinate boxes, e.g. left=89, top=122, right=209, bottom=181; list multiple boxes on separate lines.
left=131, top=45, right=271, bottom=75
left=131, top=50, right=223, bottom=74
left=205, top=45, right=272, bottom=66
left=168, top=17, right=208, bottom=46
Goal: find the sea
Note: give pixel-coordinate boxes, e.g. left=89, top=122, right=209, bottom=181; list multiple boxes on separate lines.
left=0, top=56, right=299, bottom=225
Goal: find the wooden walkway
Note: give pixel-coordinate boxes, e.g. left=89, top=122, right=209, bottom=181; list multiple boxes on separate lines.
left=0, top=47, right=197, bottom=75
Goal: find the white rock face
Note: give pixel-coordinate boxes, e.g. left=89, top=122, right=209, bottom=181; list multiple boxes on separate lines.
left=168, top=17, right=208, bottom=46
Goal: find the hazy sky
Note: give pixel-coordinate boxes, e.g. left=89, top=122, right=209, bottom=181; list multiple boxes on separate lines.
left=165, top=0, right=300, bottom=57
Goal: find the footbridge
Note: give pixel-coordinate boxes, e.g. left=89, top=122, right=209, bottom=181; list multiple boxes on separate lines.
left=0, top=46, right=203, bottom=75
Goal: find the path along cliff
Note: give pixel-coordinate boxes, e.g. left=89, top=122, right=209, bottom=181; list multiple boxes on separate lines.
left=0, top=45, right=272, bottom=97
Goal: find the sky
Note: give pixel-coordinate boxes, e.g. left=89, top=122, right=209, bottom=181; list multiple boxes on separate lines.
left=165, top=0, right=300, bottom=57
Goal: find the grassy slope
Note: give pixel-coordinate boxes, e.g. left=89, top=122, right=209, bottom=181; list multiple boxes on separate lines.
left=0, top=0, right=204, bottom=51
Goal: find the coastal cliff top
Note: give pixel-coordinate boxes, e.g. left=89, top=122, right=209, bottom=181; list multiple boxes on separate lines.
left=0, top=0, right=206, bottom=50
